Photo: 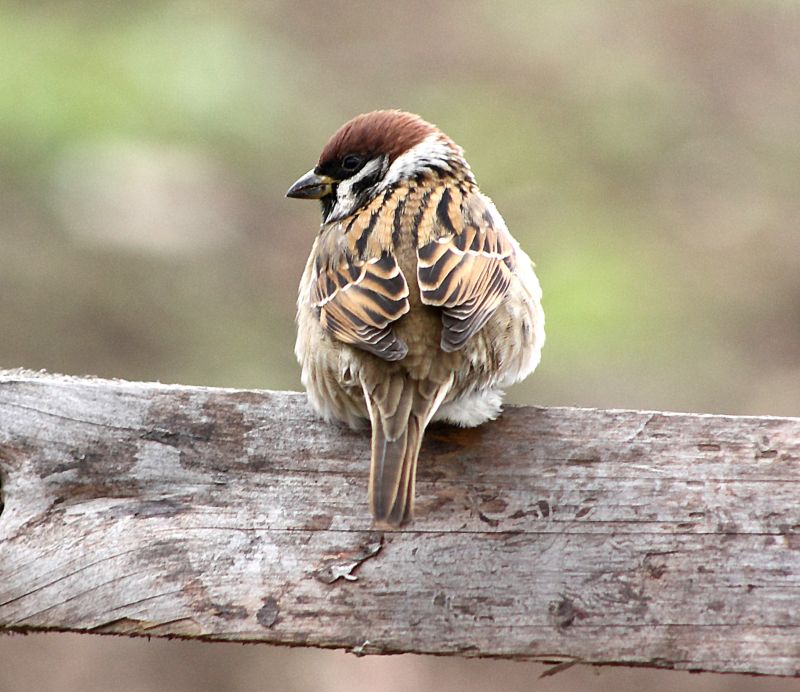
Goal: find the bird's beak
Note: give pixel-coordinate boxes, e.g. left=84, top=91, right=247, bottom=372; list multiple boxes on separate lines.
left=286, top=169, right=335, bottom=199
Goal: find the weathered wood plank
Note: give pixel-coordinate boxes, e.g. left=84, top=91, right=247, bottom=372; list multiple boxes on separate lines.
left=1, top=369, right=799, bottom=676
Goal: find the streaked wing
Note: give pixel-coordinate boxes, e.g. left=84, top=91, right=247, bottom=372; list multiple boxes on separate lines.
left=417, top=187, right=516, bottom=352
left=310, top=247, right=410, bottom=361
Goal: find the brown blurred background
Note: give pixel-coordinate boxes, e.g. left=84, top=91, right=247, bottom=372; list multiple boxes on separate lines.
left=1, top=1, right=799, bottom=690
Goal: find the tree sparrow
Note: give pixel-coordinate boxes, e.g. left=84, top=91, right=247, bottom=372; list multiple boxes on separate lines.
left=287, top=110, right=544, bottom=526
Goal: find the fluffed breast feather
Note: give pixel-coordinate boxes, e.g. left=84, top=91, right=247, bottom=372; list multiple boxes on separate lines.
left=304, top=177, right=519, bottom=361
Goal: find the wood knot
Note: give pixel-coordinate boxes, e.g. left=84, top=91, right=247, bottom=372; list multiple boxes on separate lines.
left=549, top=595, right=580, bottom=629
left=257, top=597, right=280, bottom=628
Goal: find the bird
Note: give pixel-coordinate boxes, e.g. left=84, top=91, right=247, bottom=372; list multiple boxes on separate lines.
left=287, top=110, right=544, bottom=526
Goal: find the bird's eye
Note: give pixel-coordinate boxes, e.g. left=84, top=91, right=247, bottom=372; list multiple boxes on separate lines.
left=341, top=154, right=364, bottom=173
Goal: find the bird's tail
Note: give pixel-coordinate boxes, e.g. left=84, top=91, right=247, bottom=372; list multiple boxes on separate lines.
left=363, top=376, right=451, bottom=526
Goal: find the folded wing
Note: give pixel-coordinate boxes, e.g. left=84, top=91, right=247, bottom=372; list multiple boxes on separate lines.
left=417, top=187, right=516, bottom=352
left=310, top=247, right=410, bottom=361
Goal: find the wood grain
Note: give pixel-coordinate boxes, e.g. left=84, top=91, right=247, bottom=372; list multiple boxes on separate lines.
left=1, top=369, right=799, bottom=676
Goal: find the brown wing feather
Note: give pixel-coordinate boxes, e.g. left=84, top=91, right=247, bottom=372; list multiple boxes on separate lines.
left=417, top=186, right=516, bottom=352
left=310, top=201, right=410, bottom=361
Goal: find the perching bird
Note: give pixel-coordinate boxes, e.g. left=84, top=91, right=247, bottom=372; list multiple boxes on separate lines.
left=288, top=110, right=544, bottom=526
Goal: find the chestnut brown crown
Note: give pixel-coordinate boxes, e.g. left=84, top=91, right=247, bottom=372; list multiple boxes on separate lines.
left=317, top=110, right=445, bottom=169
left=286, top=110, right=470, bottom=219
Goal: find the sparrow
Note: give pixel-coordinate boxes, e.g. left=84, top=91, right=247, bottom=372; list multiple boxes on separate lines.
left=287, top=110, right=544, bottom=526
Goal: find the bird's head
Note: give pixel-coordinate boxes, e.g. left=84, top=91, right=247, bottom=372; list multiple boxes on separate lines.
left=286, top=110, right=473, bottom=223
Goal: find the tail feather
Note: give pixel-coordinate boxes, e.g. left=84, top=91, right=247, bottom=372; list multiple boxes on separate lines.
left=364, top=376, right=451, bottom=526
left=370, top=414, right=422, bottom=525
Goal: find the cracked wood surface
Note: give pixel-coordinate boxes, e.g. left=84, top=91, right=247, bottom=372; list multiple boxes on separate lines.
left=1, top=369, right=800, bottom=676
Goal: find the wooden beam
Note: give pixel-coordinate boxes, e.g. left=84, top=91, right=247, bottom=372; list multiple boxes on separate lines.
left=1, top=369, right=799, bottom=676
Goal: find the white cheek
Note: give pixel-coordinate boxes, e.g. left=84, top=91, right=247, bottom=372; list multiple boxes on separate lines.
left=333, top=179, right=357, bottom=213
left=328, top=158, right=385, bottom=222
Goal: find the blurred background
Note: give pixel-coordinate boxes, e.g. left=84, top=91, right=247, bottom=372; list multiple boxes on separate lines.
left=1, top=1, right=799, bottom=690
